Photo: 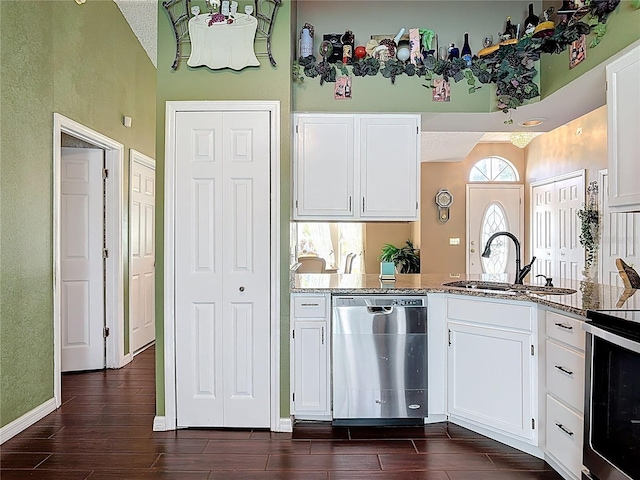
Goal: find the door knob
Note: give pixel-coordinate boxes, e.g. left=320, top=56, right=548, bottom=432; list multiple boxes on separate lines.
left=239, top=286, right=245, bottom=292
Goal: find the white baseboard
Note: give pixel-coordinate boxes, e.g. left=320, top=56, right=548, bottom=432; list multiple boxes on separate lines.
left=277, top=417, right=293, bottom=433
left=153, top=416, right=167, bottom=431
left=0, top=398, right=57, bottom=444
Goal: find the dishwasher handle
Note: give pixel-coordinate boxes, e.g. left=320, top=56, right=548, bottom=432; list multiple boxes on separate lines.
left=367, top=306, right=394, bottom=314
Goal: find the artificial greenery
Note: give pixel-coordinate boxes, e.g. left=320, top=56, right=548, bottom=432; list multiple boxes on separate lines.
left=294, top=0, right=633, bottom=112
left=379, top=240, right=420, bottom=274
left=577, top=181, right=600, bottom=273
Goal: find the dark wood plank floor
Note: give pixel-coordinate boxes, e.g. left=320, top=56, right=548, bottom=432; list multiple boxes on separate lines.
left=1, top=345, right=562, bottom=479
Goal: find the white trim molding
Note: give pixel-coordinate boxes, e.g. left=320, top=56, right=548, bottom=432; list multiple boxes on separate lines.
left=153, top=416, right=168, bottom=432
left=277, top=417, right=293, bottom=433
left=163, top=101, right=281, bottom=431
left=53, top=113, right=126, bottom=408
left=0, top=398, right=56, bottom=444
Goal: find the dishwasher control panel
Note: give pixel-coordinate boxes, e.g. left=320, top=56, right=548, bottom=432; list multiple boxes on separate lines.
left=333, top=296, right=427, bottom=307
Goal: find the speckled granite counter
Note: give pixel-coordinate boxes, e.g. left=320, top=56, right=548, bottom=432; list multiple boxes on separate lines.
left=291, top=273, right=640, bottom=317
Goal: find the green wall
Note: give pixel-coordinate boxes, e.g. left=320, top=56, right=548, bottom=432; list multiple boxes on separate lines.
left=541, top=0, right=640, bottom=98
left=154, top=0, right=293, bottom=416
left=0, top=0, right=156, bottom=428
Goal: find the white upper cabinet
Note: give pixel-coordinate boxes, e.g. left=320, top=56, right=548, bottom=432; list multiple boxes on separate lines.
left=293, top=113, right=420, bottom=221
left=294, top=115, right=355, bottom=218
left=607, top=44, right=640, bottom=212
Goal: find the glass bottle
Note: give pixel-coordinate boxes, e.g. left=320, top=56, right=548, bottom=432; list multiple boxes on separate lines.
left=461, top=32, right=472, bottom=66
left=524, top=3, right=540, bottom=35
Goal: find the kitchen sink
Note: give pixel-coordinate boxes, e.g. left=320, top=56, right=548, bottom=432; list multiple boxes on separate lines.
left=442, top=280, right=577, bottom=296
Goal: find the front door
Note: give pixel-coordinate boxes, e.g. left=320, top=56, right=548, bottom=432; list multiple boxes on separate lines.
left=130, top=152, right=156, bottom=353
left=60, top=147, right=105, bottom=372
left=175, top=110, right=271, bottom=428
left=467, top=184, right=524, bottom=277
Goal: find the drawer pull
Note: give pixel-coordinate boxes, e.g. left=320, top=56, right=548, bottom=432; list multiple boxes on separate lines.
left=555, top=365, right=574, bottom=376
left=554, top=322, right=573, bottom=331
left=300, top=303, right=320, bottom=307
left=555, top=422, right=574, bottom=436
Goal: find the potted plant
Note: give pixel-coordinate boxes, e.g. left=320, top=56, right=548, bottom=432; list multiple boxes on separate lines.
left=379, top=239, right=420, bottom=274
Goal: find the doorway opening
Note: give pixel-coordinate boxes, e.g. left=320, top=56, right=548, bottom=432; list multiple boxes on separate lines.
left=53, top=113, right=126, bottom=408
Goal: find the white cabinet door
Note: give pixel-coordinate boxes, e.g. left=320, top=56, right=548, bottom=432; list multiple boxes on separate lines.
left=360, top=115, right=419, bottom=219
left=448, top=321, right=534, bottom=442
left=293, top=321, right=329, bottom=417
left=174, top=110, right=271, bottom=428
left=607, top=45, right=640, bottom=212
left=294, top=115, right=355, bottom=218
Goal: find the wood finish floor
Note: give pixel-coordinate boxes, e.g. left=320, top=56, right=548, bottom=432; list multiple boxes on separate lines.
left=1, top=346, right=562, bottom=479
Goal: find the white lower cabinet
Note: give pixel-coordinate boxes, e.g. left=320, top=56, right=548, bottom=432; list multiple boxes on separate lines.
left=446, top=296, right=537, bottom=446
left=543, top=310, right=585, bottom=480
left=291, top=293, right=331, bottom=420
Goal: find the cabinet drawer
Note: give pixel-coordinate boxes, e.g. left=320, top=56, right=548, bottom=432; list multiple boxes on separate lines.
left=447, top=297, right=532, bottom=330
left=293, top=295, right=327, bottom=318
left=546, top=394, right=584, bottom=477
left=546, top=340, right=585, bottom=412
left=546, top=311, right=585, bottom=351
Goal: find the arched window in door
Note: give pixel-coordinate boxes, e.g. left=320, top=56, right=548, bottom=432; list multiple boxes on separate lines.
left=469, top=156, right=519, bottom=182
left=481, top=203, right=509, bottom=274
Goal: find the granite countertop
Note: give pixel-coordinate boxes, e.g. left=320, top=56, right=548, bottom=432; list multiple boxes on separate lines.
left=291, top=273, right=640, bottom=317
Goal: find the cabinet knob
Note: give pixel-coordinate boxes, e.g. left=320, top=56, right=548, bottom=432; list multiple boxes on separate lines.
left=239, top=286, right=245, bottom=292
left=470, top=249, right=475, bottom=253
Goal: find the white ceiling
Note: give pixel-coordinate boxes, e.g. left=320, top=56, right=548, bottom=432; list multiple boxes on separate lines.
left=113, top=0, right=157, bottom=68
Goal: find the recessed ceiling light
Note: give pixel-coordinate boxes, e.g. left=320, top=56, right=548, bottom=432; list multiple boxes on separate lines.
left=518, top=118, right=546, bottom=127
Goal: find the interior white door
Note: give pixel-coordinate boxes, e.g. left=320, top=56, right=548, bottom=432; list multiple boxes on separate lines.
left=175, top=110, right=271, bottom=428
left=60, top=147, right=105, bottom=372
left=130, top=153, right=156, bottom=353
left=467, top=185, right=524, bottom=277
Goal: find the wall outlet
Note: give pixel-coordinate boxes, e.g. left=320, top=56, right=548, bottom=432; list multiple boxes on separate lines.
left=449, top=238, right=461, bottom=246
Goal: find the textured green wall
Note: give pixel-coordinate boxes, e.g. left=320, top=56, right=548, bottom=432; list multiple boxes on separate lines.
left=540, top=1, right=640, bottom=98
left=154, top=0, right=293, bottom=416
left=0, top=0, right=156, bottom=428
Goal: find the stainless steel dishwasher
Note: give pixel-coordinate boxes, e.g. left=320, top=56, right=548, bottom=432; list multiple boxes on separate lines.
left=332, top=295, right=428, bottom=425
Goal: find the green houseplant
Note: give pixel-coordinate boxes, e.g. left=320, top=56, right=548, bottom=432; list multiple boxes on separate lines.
left=379, top=240, right=420, bottom=274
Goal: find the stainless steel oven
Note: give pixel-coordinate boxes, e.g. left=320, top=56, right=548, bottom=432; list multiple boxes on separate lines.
left=583, top=309, right=640, bottom=480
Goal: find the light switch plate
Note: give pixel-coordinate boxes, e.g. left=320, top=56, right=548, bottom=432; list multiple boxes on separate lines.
left=449, top=238, right=461, bottom=246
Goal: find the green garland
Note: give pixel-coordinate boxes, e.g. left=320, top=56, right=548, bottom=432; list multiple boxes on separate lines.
left=577, top=181, right=600, bottom=273
left=295, top=1, right=633, bottom=112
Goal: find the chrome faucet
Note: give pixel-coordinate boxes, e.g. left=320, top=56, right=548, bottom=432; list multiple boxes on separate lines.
left=481, top=231, right=536, bottom=285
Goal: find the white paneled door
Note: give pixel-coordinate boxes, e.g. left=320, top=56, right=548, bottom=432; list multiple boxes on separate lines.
left=466, top=185, right=524, bottom=277
left=130, top=151, right=156, bottom=353
left=60, top=147, right=105, bottom=372
left=174, top=110, right=271, bottom=428
left=531, top=172, right=585, bottom=284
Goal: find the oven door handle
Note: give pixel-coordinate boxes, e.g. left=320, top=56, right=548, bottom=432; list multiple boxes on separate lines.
left=583, top=323, right=640, bottom=354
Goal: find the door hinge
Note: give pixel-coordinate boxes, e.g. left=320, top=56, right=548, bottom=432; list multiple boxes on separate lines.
left=103, top=326, right=110, bottom=338
left=532, top=418, right=535, bottom=430
left=295, top=199, right=298, bottom=210
left=292, top=330, right=295, bottom=339
left=102, top=168, right=109, bottom=179
left=102, top=248, right=109, bottom=259
left=448, top=329, right=452, bottom=346
left=531, top=345, right=535, bottom=356
left=292, top=392, right=295, bottom=402
left=416, top=126, right=419, bottom=134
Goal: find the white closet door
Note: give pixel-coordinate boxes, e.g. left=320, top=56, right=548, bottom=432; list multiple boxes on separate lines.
left=556, top=176, right=584, bottom=283
left=531, top=183, right=554, bottom=280
left=175, top=111, right=225, bottom=427
left=175, top=110, right=271, bottom=428
left=221, top=111, right=270, bottom=427
left=60, top=147, right=105, bottom=372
